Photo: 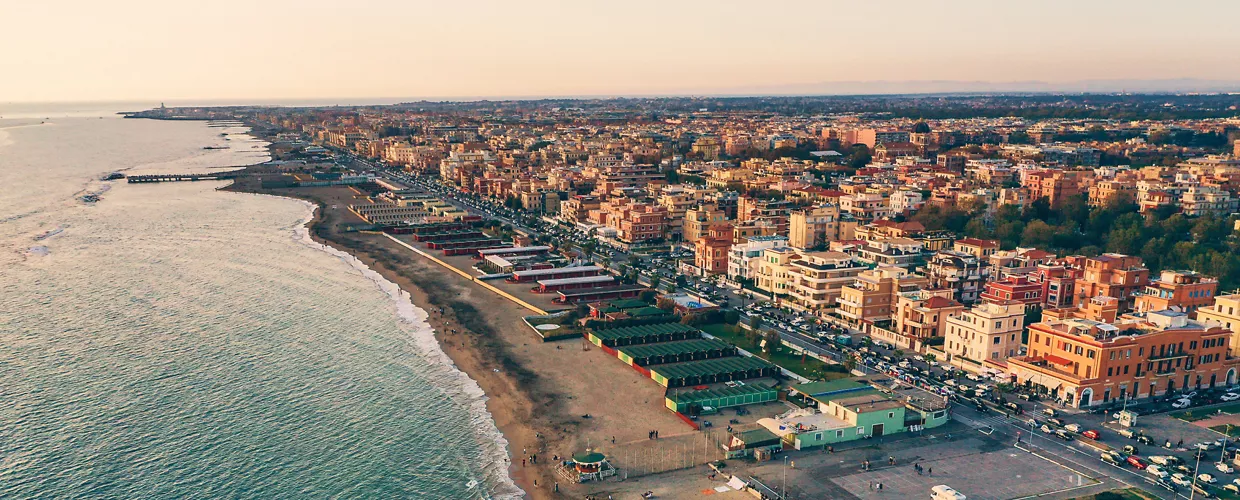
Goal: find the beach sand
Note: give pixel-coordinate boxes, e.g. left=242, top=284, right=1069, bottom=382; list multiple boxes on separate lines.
left=223, top=173, right=693, bottom=498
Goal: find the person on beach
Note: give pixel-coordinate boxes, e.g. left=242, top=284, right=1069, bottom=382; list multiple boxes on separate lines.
left=521, top=459, right=526, bottom=467
left=927, top=467, right=932, bottom=475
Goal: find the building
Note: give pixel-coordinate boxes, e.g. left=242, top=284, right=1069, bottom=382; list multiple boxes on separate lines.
left=837, top=266, right=930, bottom=324
left=1074, top=254, right=1150, bottom=312
left=767, top=379, right=948, bottom=450
left=922, top=250, right=990, bottom=304
left=952, top=238, right=1000, bottom=259
left=1133, top=270, right=1219, bottom=316
left=1008, top=310, right=1237, bottom=407
left=981, top=275, right=1044, bottom=311
left=694, top=225, right=733, bottom=275
left=840, top=193, right=892, bottom=221
left=944, top=301, right=1026, bottom=373
left=783, top=252, right=868, bottom=316
left=1198, top=295, right=1240, bottom=358
left=855, top=238, right=926, bottom=268
left=788, top=205, right=841, bottom=250
left=726, top=235, right=787, bottom=283
left=683, top=204, right=727, bottom=244
left=754, top=246, right=799, bottom=298
left=887, top=290, right=963, bottom=350
left=1037, top=264, right=1080, bottom=309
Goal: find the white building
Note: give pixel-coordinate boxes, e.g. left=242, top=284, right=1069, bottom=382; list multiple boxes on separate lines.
left=727, top=235, right=788, bottom=282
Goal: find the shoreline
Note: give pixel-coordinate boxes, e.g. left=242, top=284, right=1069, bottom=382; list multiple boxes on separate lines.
left=219, top=176, right=558, bottom=499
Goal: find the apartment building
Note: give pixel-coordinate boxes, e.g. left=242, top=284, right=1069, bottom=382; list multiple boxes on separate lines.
left=727, top=236, right=788, bottom=283
left=1009, top=310, right=1236, bottom=407
left=560, top=195, right=601, bottom=223
left=922, top=250, right=990, bottom=304
left=840, top=193, right=892, bottom=221
left=1133, top=270, right=1219, bottom=316
left=1036, top=264, right=1080, bottom=309
left=783, top=252, right=868, bottom=316
left=944, top=301, right=1026, bottom=373
left=755, top=246, right=800, bottom=298
left=837, top=266, right=930, bottom=323
left=1074, top=253, right=1150, bottom=312
left=1023, top=169, right=1090, bottom=208
left=981, top=275, right=1043, bottom=311
left=788, top=204, right=841, bottom=250
left=891, top=290, right=963, bottom=347
left=1180, top=185, right=1239, bottom=217
left=1197, top=294, right=1240, bottom=357
left=855, top=238, right=926, bottom=268
left=683, top=204, right=727, bottom=244
left=952, top=238, right=1000, bottom=259
left=694, top=225, right=733, bottom=275
left=1088, top=179, right=1137, bottom=207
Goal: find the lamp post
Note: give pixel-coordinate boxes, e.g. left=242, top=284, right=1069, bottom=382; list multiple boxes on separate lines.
left=1190, top=447, right=1203, bottom=500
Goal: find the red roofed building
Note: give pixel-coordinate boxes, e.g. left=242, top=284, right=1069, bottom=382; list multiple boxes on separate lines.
left=982, top=275, right=1044, bottom=311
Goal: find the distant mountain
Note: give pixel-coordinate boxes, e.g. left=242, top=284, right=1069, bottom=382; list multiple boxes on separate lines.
left=705, top=79, right=1240, bottom=96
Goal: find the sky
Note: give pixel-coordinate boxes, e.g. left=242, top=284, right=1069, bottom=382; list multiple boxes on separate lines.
left=3, top=0, right=1240, bottom=102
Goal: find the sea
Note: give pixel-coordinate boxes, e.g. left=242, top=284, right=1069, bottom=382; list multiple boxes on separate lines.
left=0, top=104, right=522, bottom=499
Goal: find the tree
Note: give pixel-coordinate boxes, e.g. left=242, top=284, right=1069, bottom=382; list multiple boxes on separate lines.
left=656, top=297, right=676, bottom=311
left=749, top=315, right=764, bottom=330
left=763, top=329, right=781, bottom=354
left=675, top=275, right=688, bottom=288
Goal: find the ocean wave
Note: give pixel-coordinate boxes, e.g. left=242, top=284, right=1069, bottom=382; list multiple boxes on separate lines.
left=283, top=199, right=524, bottom=500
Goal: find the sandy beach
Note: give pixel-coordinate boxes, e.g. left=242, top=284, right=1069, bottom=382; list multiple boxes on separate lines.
left=222, top=170, right=696, bottom=498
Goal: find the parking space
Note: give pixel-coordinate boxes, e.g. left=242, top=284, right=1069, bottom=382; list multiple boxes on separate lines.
left=833, top=448, right=1094, bottom=499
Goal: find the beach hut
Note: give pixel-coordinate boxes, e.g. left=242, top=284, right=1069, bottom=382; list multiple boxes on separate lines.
left=554, top=450, right=616, bottom=483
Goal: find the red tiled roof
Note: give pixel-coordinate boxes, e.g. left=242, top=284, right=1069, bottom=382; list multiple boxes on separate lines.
left=923, top=296, right=961, bottom=309
left=956, top=237, right=999, bottom=248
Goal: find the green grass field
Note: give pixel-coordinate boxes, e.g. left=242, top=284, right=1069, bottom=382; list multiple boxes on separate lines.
left=701, top=323, right=850, bottom=381
left=1174, top=403, right=1240, bottom=422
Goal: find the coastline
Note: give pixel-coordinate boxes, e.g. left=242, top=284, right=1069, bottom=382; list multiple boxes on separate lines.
left=219, top=176, right=556, bottom=499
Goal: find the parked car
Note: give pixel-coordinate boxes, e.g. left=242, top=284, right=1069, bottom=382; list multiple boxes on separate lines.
left=1218, top=462, right=1236, bottom=474
left=1172, top=398, right=1193, bottom=409
left=1147, top=465, right=1170, bottom=479
left=1172, top=473, right=1192, bottom=487
left=1200, top=473, right=1218, bottom=484
left=1136, top=435, right=1153, bottom=445
left=1040, top=424, right=1054, bottom=434
left=1082, top=429, right=1101, bottom=440
left=1223, top=392, right=1240, bottom=402
left=1064, top=423, right=1081, bottom=433
left=1127, top=456, right=1148, bottom=469
left=1123, top=445, right=1141, bottom=456
left=1048, top=418, right=1066, bottom=427
left=1043, top=408, right=1057, bottom=417
left=1225, top=484, right=1240, bottom=494
left=1055, top=429, right=1073, bottom=441
left=1150, top=455, right=1175, bottom=466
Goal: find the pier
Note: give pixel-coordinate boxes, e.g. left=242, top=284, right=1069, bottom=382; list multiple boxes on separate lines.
left=127, top=172, right=243, bottom=183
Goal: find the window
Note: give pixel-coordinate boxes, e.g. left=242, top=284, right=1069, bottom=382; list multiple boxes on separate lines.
left=1110, top=352, right=1115, bottom=360
left=856, top=428, right=864, bottom=436
left=1123, top=365, right=1129, bottom=374
left=836, top=430, right=844, bottom=438
left=816, top=432, right=823, bottom=441
left=1108, top=367, right=1113, bottom=376
left=933, top=411, right=945, bottom=419
left=1087, top=350, right=1096, bottom=359
left=888, top=412, right=895, bottom=419
left=993, top=337, right=1001, bottom=345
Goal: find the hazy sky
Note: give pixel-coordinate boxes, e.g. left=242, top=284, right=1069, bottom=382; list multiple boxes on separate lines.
left=4, top=0, right=1240, bottom=102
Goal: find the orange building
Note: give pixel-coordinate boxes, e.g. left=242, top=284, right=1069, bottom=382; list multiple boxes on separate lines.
left=694, top=225, right=732, bottom=275
left=1133, top=270, right=1219, bottom=316
left=1008, top=310, right=1237, bottom=407
left=1073, top=253, right=1149, bottom=312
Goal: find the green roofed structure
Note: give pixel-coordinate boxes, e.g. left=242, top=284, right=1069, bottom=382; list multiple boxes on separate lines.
left=664, top=383, right=778, bottom=413
left=608, top=299, right=649, bottom=310
left=586, top=322, right=700, bottom=348
left=649, top=356, right=778, bottom=388
left=617, top=338, right=737, bottom=367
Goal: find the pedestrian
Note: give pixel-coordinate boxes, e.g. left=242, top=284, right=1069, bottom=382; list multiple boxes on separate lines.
left=553, top=482, right=558, bottom=493
left=927, top=467, right=932, bottom=475
left=828, top=446, right=834, bottom=454
left=521, top=459, right=526, bottom=467
left=879, top=482, right=883, bottom=490
left=534, top=479, right=538, bottom=487
left=611, top=436, right=615, bottom=444
left=889, top=456, right=895, bottom=466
